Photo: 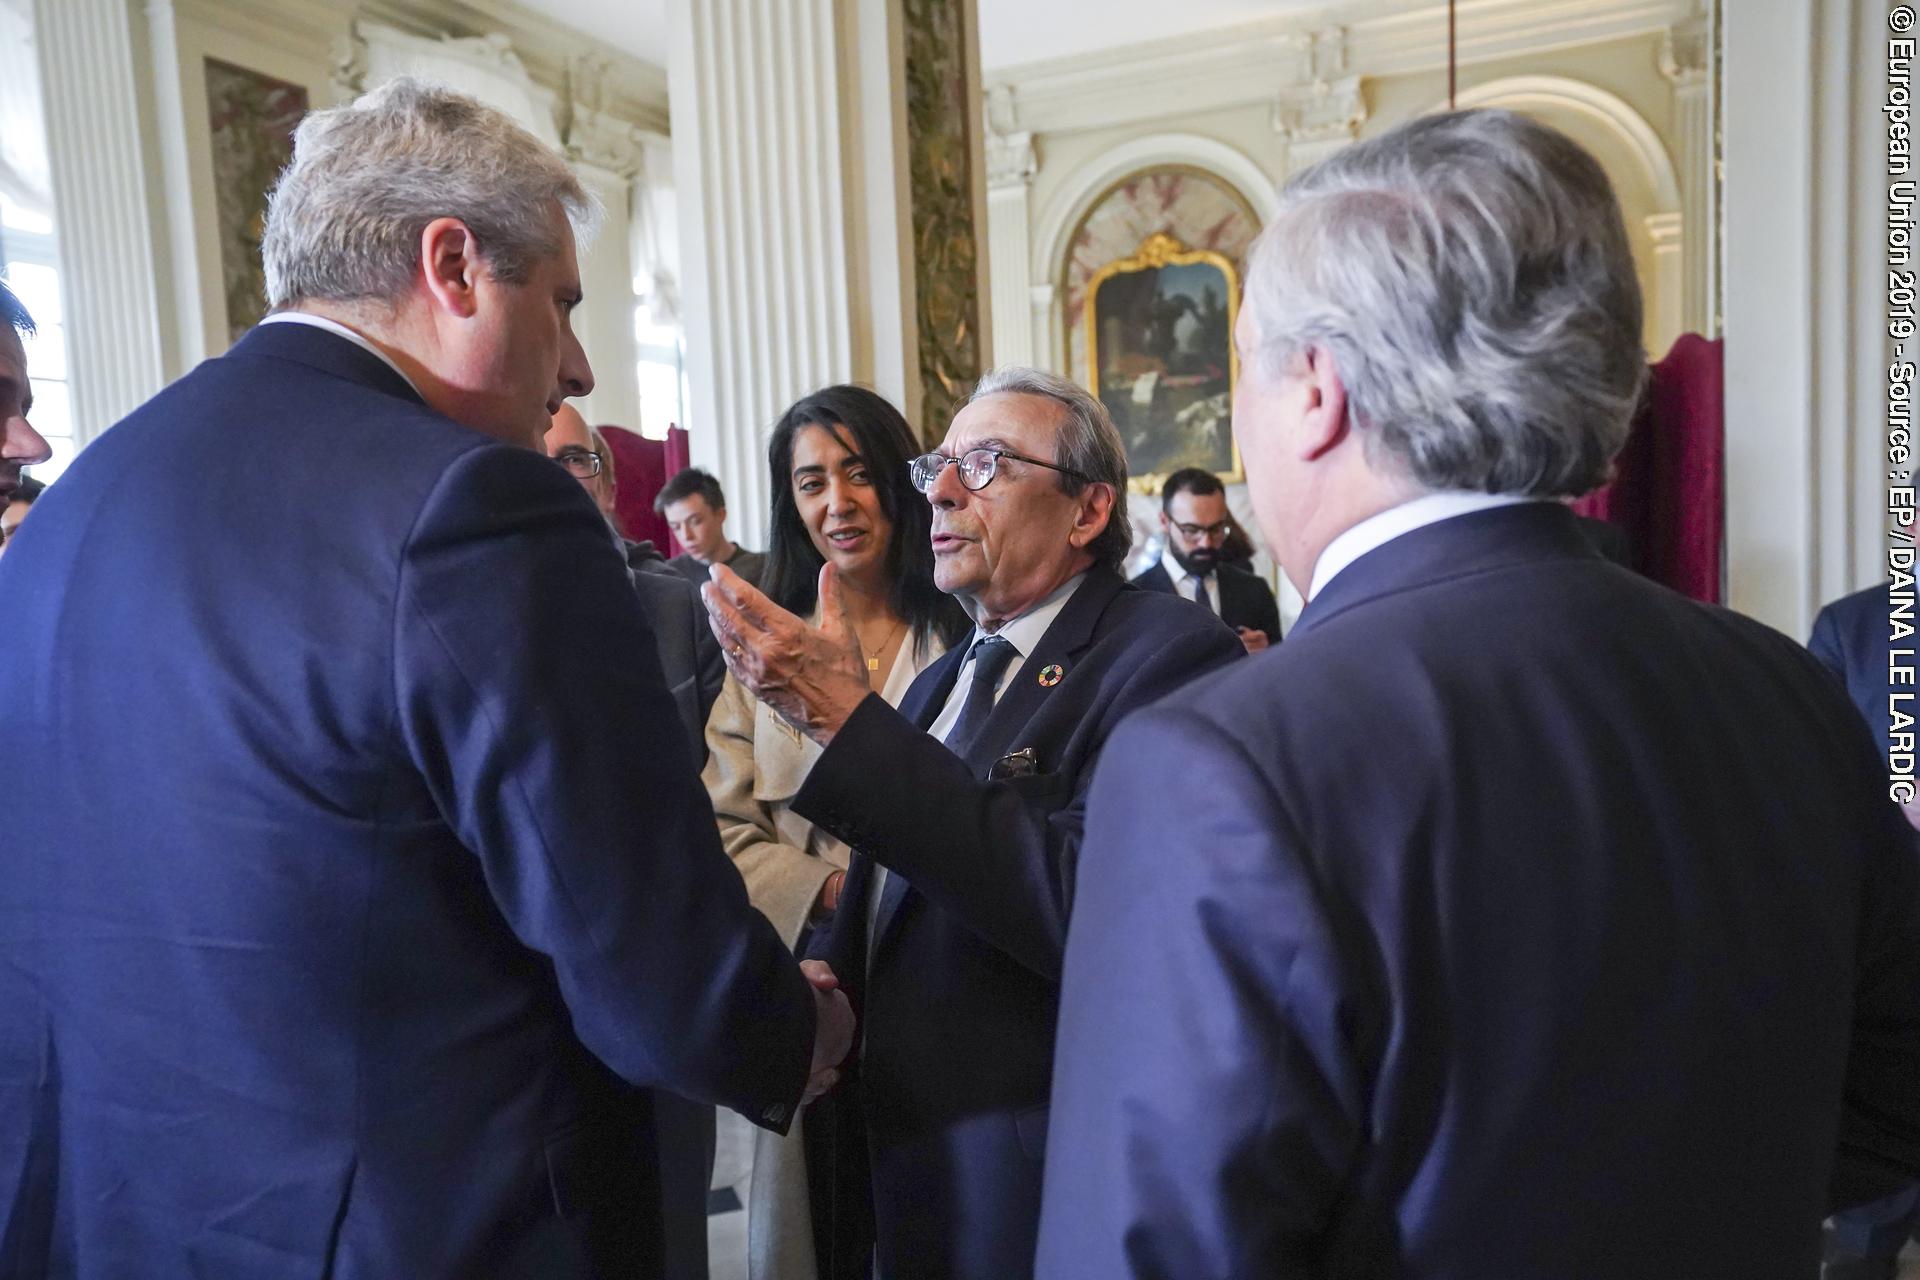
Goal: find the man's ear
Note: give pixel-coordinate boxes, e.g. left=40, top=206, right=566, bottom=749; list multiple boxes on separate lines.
left=1299, top=345, right=1351, bottom=463
left=1069, top=482, right=1117, bottom=552
left=419, top=217, right=482, bottom=320
left=1158, top=508, right=1171, bottom=533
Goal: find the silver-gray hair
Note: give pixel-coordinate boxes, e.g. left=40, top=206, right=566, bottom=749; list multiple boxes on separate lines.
left=967, top=366, right=1132, bottom=574
left=262, top=77, right=597, bottom=309
left=1244, top=108, right=1646, bottom=497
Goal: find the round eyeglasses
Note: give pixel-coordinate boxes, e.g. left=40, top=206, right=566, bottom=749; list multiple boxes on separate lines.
left=554, top=449, right=603, bottom=479
left=909, top=447, right=1089, bottom=494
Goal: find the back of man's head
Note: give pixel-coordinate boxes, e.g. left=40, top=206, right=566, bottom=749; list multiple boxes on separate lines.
left=654, top=467, right=726, bottom=518
left=1161, top=467, right=1224, bottom=512
left=1244, top=108, right=1645, bottom=498
left=261, top=77, right=597, bottom=310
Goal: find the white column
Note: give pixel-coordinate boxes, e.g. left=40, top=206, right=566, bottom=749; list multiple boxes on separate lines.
left=1029, top=283, right=1057, bottom=372
left=32, top=0, right=170, bottom=443
left=1724, top=0, right=1888, bottom=636
left=1661, top=15, right=1712, bottom=337
left=1643, top=211, right=1683, bottom=356
left=668, top=0, right=856, bottom=550
left=984, top=128, right=1037, bottom=367
left=571, top=162, right=641, bottom=432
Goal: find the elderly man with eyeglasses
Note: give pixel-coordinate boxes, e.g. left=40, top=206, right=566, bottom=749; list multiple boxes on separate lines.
left=702, top=364, right=1243, bottom=1280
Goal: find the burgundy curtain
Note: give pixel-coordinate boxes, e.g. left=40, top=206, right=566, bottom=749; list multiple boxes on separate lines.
left=600, top=424, right=693, bottom=555
left=1571, top=334, right=1724, bottom=604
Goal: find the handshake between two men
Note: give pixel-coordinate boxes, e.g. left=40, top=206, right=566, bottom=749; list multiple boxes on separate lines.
left=803, top=958, right=856, bottom=1101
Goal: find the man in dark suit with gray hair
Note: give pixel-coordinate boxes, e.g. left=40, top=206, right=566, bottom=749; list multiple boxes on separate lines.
left=0, top=78, right=849, bottom=1278
left=1039, top=108, right=1920, bottom=1279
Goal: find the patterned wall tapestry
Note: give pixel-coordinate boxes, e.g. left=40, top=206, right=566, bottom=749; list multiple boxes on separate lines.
left=1062, top=168, right=1258, bottom=391
left=902, top=0, right=984, bottom=444
left=205, top=59, right=308, bottom=345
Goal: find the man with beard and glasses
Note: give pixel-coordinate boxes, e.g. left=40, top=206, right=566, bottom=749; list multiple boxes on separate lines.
left=1130, top=467, right=1281, bottom=653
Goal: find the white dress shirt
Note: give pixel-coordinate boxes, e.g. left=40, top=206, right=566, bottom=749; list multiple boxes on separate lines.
left=1308, top=492, right=1543, bottom=601
left=1157, top=546, right=1218, bottom=613
left=866, top=571, right=1089, bottom=952
left=258, top=312, right=425, bottom=400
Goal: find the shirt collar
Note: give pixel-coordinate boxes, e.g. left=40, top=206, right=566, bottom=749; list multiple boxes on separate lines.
left=969, top=571, right=1088, bottom=662
left=1308, top=492, right=1544, bottom=601
left=1158, top=545, right=1205, bottom=585
left=258, top=312, right=426, bottom=400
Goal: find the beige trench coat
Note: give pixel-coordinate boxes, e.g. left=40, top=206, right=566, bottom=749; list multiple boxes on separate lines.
left=699, top=627, right=945, bottom=1280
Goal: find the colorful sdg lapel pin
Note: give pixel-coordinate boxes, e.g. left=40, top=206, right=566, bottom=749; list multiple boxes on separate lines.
left=1037, top=663, right=1065, bottom=687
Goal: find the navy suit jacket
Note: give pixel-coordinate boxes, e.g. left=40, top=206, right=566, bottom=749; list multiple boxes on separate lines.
left=1810, top=581, right=1898, bottom=763
left=1038, top=503, right=1920, bottom=1279
left=628, top=559, right=725, bottom=759
left=1132, top=559, right=1283, bottom=640
left=0, top=323, right=814, bottom=1279
left=792, top=570, right=1242, bottom=1279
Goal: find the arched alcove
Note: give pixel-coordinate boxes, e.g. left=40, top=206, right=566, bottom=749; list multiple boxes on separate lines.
left=1429, top=76, right=1685, bottom=354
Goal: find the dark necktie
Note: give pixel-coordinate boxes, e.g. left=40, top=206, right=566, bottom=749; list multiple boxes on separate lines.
left=871, top=635, right=1021, bottom=940
left=1190, top=572, right=1214, bottom=614
left=945, top=636, right=1018, bottom=759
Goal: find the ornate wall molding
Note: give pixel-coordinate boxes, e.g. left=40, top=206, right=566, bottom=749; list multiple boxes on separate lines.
left=1436, top=75, right=1682, bottom=209
left=1273, top=73, right=1368, bottom=167
left=357, top=0, right=668, bottom=132
left=983, top=0, right=1697, bottom=137
left=1032, top=134, right=1280, bottom=287
left=902, top=0, right=985, bottom=440
left=1659, top=13, right=1709, bottom=87
left=985, top=128, right=1037, bottom=190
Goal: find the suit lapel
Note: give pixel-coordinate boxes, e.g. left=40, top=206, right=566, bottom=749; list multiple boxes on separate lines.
left=859, top=643, right=969, bottom=956
left=1133, top=562, right=1176, bottom=595
left=869, top=573, right=1125, bottom=952
left=960, top=571, right=1121, bottom=776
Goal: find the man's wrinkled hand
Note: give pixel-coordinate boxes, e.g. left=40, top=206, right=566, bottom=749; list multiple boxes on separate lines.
left=703, top=563, right=869, bottom=745
left=803, top=959, right=854, bottom=1103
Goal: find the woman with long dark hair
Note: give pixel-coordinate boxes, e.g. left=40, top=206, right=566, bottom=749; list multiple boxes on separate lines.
left=700, top=385, right=965, bottom=1280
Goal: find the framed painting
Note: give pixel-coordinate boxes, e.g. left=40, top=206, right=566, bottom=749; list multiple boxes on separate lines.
left=1084, top=231, right=1240, bottom=493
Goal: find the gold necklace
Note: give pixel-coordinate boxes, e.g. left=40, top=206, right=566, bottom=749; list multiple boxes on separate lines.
left=856, top=620, right=906, bottom=672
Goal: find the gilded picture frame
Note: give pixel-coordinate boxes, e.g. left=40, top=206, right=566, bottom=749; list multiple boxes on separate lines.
left=1084, top=231, right=1241, bottom=494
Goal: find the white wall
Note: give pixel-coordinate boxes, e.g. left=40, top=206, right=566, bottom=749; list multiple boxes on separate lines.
left=1724, top=0, right=1891, bottom=639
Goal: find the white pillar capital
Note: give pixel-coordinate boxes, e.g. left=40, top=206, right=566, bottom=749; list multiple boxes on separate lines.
left=1660, top=16, right=1710, bottom=92
left=985, top=129, right=1037, bottom=192
left=1273, top=73, right=1367, bottom=173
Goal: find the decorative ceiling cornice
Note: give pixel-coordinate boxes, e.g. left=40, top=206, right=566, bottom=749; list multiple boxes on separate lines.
left=983, top=0, right=1700, bottom=137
